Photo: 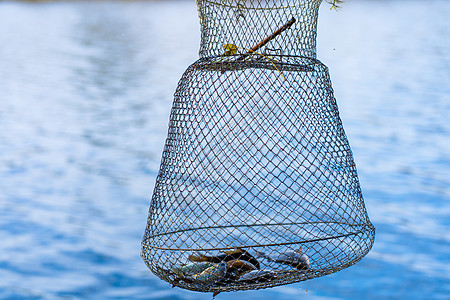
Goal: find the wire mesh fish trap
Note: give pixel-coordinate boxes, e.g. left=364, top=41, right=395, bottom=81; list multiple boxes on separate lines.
left=142, top=0, right=375, bottom=295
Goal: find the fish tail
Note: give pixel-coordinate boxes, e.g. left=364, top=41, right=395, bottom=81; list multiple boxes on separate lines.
left=254, top=250, right=268, bottom=259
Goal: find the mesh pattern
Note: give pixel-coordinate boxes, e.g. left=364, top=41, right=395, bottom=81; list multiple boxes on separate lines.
left=142, top=0, right=374, bottom=294
left=197, top=0, right=320, bottom=58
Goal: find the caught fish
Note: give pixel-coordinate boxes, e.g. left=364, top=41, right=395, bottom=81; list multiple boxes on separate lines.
left=227, top=259, right=257, bottom=275
left=188, top=248, right=260, bottom=269
left=224, top=259, right=258, bottom=281
left=237, top=269, right=278, bottom=283
left=255, top=247, right=310, bottom=270
left=190, top=262, right=227, bottom=284
left=171, top=261, right=215, bottom=278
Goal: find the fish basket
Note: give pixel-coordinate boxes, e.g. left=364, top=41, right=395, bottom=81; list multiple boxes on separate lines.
left=142, top=0, right=375, bottom=295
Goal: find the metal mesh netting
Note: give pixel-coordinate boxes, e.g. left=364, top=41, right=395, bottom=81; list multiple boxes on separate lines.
left=142, top=0, right=375, bottom=294
left=196, top=0, right=321, bottom=58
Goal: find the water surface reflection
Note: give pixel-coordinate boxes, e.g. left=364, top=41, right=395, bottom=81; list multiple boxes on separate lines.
left=0, top=0, right=449, bottom=299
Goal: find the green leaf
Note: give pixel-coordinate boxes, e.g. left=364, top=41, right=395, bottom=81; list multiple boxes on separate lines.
left=223, top=44, right=238, bottom=56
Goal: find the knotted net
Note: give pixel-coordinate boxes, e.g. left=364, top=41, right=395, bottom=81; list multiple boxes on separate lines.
left=142, top=0, right=375, bottom=294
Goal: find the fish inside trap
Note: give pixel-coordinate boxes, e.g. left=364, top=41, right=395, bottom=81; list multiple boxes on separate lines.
left=166, top=247, right=311, bottom=289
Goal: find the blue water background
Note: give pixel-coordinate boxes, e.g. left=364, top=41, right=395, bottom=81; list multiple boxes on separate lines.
left=0, top=0, right=449, bottom=299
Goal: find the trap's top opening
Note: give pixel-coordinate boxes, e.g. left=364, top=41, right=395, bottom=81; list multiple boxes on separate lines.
left=199, top=0, right=322, bottom=9
left=196, top=0, right=322, bottom=59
